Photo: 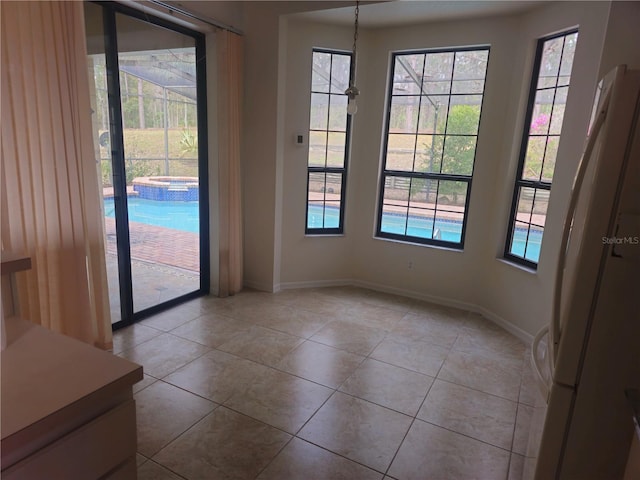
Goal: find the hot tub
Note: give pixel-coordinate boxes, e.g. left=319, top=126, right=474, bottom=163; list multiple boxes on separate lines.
left=132, top=176, right=199, bottom=202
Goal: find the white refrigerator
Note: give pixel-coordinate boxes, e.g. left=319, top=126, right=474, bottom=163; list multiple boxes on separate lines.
left=526, top=64, right=640, bottom=480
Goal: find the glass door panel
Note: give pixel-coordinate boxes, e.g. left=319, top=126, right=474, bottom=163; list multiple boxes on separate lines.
left=84, top=3, right=207, bottom=326
left=115, top=13, right=200, bottom=313
left=85, top=2, right=122, bottom=323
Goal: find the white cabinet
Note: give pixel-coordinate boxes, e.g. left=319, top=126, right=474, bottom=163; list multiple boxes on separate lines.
left=1, top=317, right=142, bottom=479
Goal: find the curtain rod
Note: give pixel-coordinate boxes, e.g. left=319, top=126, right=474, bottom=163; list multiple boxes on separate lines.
left=126, top=0, right=243, bottom=35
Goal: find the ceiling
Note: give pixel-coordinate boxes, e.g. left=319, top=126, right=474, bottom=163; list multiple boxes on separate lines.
left=294, top=0, right=545, bottom=28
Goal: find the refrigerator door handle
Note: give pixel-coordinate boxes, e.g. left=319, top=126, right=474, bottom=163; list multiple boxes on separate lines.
left=531, top=324, right=551, bottom=402
left=550, top=85, right=612, bottom=368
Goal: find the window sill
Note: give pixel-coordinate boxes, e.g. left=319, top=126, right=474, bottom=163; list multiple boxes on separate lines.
left=498, top=257, right=538, bottom=274
left=304, top=233, right=345, bottom=238
left=373, top=235, right=463, bottom=253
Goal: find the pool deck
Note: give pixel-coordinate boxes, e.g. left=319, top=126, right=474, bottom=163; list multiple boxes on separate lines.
left=104, top=217, right=199, bottom=272
left=103, top=186, right=138, bottom=199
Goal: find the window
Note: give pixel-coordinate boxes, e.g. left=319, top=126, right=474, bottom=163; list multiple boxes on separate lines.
left=377, top=47, right=489, bottom=247
left=306, top=49, right=352, bottom=234
left=505, top=30, right=578, bottom=267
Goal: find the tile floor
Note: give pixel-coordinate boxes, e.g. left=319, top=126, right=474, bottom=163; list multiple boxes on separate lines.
left=113, top=286, right=535, bottom=480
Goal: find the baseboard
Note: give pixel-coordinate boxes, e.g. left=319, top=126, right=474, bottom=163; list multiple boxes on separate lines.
left=278, top=278, right=355, bottom=291
left=276, top=278, right=533, bottom=344
left=351, top=279, right=475, bottom=310
left=472, top=306, right=533, bottom=344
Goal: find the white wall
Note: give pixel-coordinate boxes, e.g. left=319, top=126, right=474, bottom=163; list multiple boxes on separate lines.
left=189, top=1, right=635, bottom=338
left=277, top=2, right=612, bottom=338
left=596, top=1, right=640, bottom=75
left=279, top=21, right=358, bottom=289
left=479, top=1, right=610, bottom=336
left=186, top=1, right=355, bottom=292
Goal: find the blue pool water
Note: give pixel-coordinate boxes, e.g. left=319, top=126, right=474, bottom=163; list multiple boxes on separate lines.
left=308, top=205, right=542, bottom=262
left=104, top=198, right=541, bottom=262
left=104, top=197, right=200, bottom=234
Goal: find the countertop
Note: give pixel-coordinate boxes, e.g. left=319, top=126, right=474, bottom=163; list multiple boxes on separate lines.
left=1, top=317, right=142, bottom=467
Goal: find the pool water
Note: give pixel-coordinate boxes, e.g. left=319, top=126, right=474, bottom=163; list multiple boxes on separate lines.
left=308, top=205, right=542, bottom=262
left=104, top=197, right=200, bottom=234
left=104, top=198, right=541, bottom=262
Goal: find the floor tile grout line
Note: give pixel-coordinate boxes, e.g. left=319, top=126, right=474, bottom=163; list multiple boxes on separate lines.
left=140, top=458, right=190, bottom=480
left=432, top=376, right=522, bottom=404
left=285, top=346, right=407, bottom=477
left=381, top=330, right=456, bottom=477
left=114, top=329, right=166, bottom=356
left=434, top=350, right=523, bottom=403
left=380, top=309, right=517, bottom=475
left=272, top=351, right=368, bottom=391
left=416, top=417, right=517, bottom=454
left=154, top=377, right=222, bottom=405
left=289, top=436, right=390, bottom=477
left=142, top=402, right=221, bottom=462
left=149, top=404, right=297, bottom=477
left=377, top=311, right=458, bottom=477
left=252, top=434, right=297, bottom=479
left=161, top=341, right=350, bottom=394
left=142, top=357, right=523, bottom=472
left=508, top=353, right=530, bottom=462
left=382, top=406, right=423, bottom=476
left=129, top=287, right=531, bottom=478
left=205, top=403, right=298, bottom=439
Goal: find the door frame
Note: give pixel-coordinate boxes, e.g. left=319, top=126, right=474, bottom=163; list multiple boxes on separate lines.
left=95, top=1, right=209, bottom=330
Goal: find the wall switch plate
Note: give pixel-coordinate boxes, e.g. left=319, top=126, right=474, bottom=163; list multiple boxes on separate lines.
left=294, top=133, right=305, bottom=146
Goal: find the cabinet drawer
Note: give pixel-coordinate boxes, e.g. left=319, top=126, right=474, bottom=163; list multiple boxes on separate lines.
left=3, top=399, right=137, bottom=480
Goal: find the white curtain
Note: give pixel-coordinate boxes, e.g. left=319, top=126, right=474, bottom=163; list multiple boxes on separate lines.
left=1, top=1, right=112, bottom=349
left=216, top=30, right=244, bottom=296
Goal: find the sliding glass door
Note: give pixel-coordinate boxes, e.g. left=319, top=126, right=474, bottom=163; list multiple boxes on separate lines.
left=85, top=2, right=208, bottom=328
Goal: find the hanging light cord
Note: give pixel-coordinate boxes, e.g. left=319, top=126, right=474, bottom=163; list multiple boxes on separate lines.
left=352, top=1, right=359, bottom=61
left=346, top=0, right=360, bottom=99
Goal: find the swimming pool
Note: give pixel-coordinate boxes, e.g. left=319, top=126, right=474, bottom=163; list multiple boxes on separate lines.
left=104, top=198, right=541, bottom=261
left=104, top=197, right=200, bottom=233
left=309, top=204, right=541, bottom=261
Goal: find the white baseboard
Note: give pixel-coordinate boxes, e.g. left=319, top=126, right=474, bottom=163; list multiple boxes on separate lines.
left=473, top=306, right=533, bottom=344
left=277, top=278, right=533, bottom=344
left=278, top=278, right=355, bottom=291
left=351, top=279, right=472, bottom=309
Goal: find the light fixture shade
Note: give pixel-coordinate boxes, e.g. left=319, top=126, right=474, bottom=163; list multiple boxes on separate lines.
left=345, top=84, right=359, bottom=115
left=347, top=98, right=358, bottom=115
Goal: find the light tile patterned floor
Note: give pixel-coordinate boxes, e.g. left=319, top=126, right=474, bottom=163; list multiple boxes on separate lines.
left=115, top=286, right=532, bottom=480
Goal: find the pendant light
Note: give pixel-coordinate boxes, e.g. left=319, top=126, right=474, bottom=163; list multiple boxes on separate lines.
left=345, top=0, right=360, bottom=115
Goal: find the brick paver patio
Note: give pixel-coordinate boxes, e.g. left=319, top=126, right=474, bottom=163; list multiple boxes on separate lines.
left=103, top=216, right=200, bottom=322
left=104, top=217, right=199, bottom=272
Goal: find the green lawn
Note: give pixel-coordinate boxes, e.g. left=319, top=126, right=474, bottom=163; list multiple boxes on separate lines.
left=99, top=128, right=198, bottom=186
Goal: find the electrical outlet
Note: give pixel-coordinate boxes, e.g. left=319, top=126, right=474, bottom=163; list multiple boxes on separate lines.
left=407, top=261, right=413, bottom=269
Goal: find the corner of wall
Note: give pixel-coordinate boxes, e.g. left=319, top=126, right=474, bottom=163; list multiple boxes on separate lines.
left=273, top=15, right=289, bottom=291
left=206, top=31, right=220, bottom=296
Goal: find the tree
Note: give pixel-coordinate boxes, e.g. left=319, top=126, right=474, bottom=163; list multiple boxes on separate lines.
left=413, top=104, right=479, bottom=203
left=432, top=104, right=478, bottom=175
